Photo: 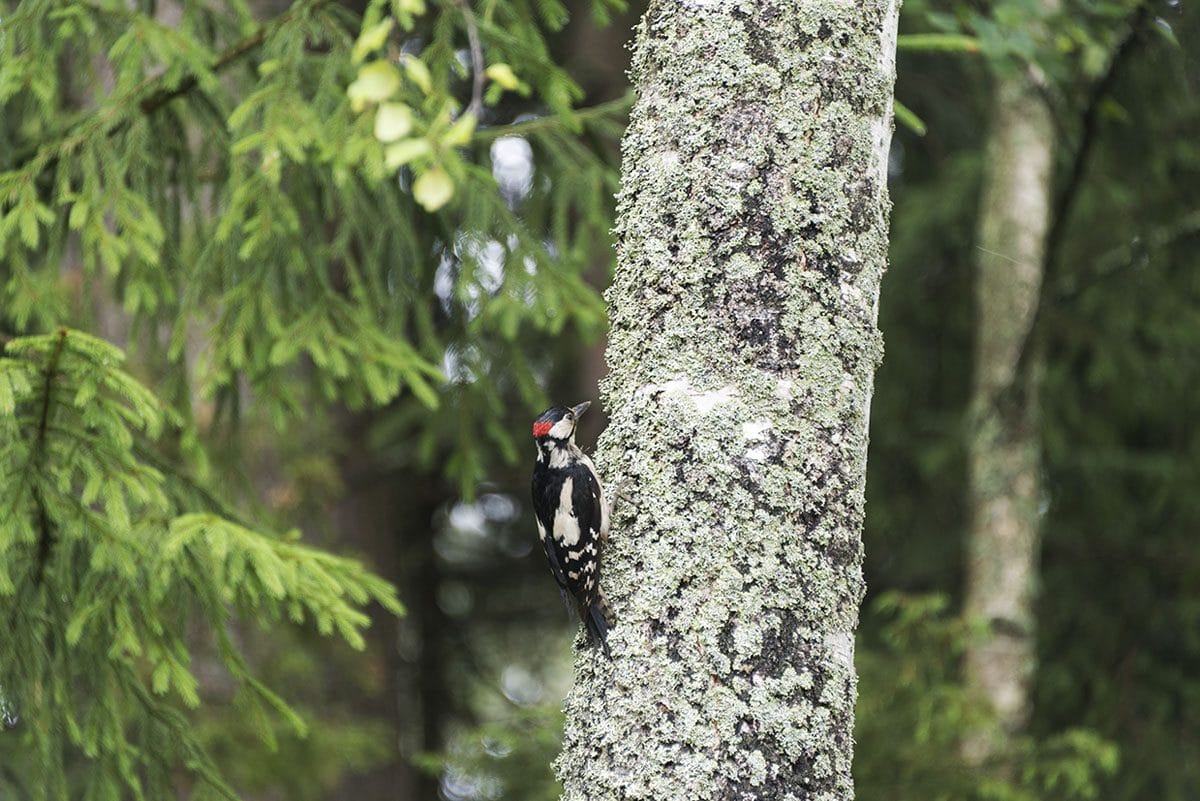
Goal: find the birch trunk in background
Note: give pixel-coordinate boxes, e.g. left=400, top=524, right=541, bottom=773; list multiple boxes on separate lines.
left=557, top=1, right=899, bottom=797
left=962, top=63, right=1056, bottom=763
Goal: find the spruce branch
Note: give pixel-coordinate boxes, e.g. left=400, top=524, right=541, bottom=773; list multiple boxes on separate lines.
left=9, top=0, right=335, bottom=172
left=32, top=328, right=68, bottom=585
left=1, top=328, right=405, bottom=796
left=33, top=329, right=67, bottom=452
left=124, top=675, right=241, bottom=801
left=136, top=22, right=272, bottom=117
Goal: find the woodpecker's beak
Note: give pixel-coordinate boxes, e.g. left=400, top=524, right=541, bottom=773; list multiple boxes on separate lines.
left=571, top=401, right=592, bottom=418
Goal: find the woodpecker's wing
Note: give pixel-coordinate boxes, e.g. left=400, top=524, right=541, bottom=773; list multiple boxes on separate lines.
left=531, top=473, right=569, bottom=594
left=552, top=462, right=603, bottom=606
left=579, top=454, right=609, bottom=540
left=540, top=528, right=570, bottom=591
left=563, top=464, right=612, bottom=654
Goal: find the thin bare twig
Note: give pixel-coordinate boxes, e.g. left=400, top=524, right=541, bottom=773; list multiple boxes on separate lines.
left=1045, top=0, right=1155, bottom=276
left=474, top=92, right=635, bottom=142
left=459, top=0, right=487, bottom=119
left=1008, top=1, right=1155, bottom=381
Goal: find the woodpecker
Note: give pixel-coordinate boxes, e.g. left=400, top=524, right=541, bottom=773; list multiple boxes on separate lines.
left=530, top=401, right=615, bottom=657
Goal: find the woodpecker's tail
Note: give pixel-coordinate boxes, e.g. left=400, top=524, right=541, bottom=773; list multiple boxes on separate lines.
left=584, top=596, right=614, bottom=658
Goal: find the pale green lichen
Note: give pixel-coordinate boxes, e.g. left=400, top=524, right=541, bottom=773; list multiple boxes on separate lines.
left=557, top=0, right=899, bottom=798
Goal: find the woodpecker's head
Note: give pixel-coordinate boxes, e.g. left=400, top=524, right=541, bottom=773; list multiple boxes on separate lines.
left=532, top=401, right=590, bottom=448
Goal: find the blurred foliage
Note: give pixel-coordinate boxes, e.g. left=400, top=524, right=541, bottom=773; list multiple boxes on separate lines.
left=194, top=624, right=398, bottom=801
left=417, top=701, right=566, bottom=801
left=857, top=594, right=1118, bottom=801
left=867, top=2, right=1199, bottom=801
left=1035, top=3, right=1200, bottom=795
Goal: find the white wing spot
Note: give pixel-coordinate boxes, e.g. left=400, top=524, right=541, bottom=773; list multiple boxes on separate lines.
left=535, top=520, right=547, bottom=542
left=553, top=477, right=581, bottom=546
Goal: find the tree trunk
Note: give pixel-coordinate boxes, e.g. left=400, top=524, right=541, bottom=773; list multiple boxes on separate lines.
left=961, top=65, right=1056, bottom=763
left=556, top=0, right=899, bottom=798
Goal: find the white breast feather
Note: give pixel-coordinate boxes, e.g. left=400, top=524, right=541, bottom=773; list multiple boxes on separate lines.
left=548, top=446, right=573, bottom=469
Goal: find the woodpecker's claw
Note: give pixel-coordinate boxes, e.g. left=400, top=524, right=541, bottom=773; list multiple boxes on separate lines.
left=608, top=477, right=633, bottom=517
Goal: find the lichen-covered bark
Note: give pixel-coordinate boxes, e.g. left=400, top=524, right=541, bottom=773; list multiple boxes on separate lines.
left=556, top=1, right=898, bottom=798
left=961, top=65, right=1055, bottom=764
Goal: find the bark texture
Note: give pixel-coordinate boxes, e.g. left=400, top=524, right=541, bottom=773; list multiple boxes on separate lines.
left=962, top=69, right=1055, bottom=763
left=557, top=1, right=898, bottom=798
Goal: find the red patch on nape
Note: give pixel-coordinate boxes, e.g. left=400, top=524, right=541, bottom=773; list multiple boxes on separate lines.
left=532, top=421, right=553, bottom=438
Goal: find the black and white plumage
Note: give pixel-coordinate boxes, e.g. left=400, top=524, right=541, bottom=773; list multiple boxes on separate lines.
left=530, top=401, right=614, bottom=657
